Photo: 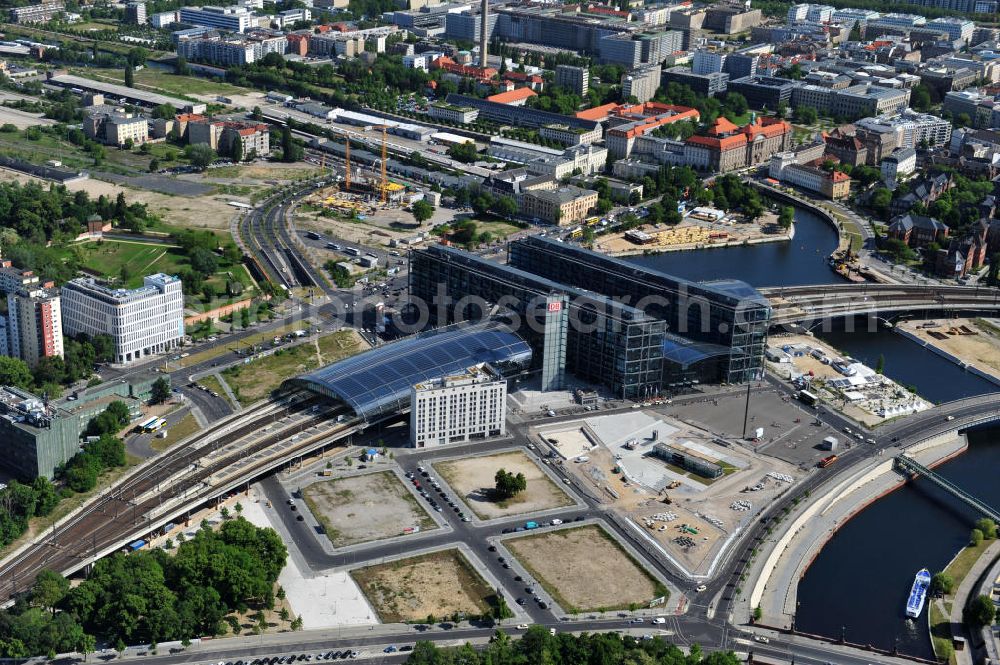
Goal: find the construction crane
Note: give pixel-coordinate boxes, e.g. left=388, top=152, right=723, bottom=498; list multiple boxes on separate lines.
left=345, top=136, right=351, bottom=192
left=380, top=125, right=388, bottom=205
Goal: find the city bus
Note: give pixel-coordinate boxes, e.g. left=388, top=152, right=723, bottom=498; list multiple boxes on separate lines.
left=140, top=417, right=166, bottom=433
left=797, top=390, right=818, bottom=407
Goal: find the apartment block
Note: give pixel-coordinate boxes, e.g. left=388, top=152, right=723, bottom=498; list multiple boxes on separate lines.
left=555, top=65, right=589, bottom=96
left=622, top=65, right=661, bottom=104
left=9, top=1, right=64, bottom=24
left=5, top=287, right=63, bottom=368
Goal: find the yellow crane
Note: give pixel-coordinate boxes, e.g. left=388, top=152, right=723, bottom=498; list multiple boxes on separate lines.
left=380, top=125, right=388, bottom=205
left=345, top=137, right=351, bottom=192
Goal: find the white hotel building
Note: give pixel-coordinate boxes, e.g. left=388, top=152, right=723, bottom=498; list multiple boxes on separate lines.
left=61, top=274, right=184, bottom=365
left=410, top=364, right=507, bottom=447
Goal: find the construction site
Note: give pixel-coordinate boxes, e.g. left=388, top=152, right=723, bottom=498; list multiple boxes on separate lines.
left=308, top=129, right=408, bottom=216
left=529, top=409, right=802, bottom=577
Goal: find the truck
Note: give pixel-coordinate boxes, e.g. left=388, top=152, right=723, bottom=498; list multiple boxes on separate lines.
left=798, top=390, right=818, bottom=407
left=818, top=454, right=838, bottom=468
left=306, top=231, right=322, bottom=240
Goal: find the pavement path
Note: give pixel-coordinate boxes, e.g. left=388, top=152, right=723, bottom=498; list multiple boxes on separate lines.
left=949, top=540, right=1000, bottom=665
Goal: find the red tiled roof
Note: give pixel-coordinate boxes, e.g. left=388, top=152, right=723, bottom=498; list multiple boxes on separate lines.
left=487, top=87, right=538, bottom=104
left=575, top=102, right=619, bottom=121
left=707, top=116, right=739, bottom=136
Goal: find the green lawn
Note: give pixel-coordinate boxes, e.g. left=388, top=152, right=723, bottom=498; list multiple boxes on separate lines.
left=75, top=68, right=251, bottom=100
left=469, top=218, right=526, bottom=240
left=223, top=330, right=362, bottom=405
left=724, top=111, right=752, bottom=126
left=77, top=241, right=185, bottom=286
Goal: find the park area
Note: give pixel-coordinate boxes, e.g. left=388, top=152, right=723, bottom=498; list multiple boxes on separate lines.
left=351, top=549, right=497, bottom=623
left=302, top=471, right=437, bottom=547
left=221, top=330, right=363, bottom=405
left=435, top=450, right=574, bottom=520
left=505, top=525, right=665, bottom=613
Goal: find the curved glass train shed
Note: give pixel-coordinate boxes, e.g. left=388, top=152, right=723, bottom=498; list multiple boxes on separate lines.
left=289, top=322, right=532, bottom=422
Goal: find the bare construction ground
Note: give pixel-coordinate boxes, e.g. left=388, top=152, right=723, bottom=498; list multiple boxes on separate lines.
left=302, top=471, right=436, bottom=547
left=536, top=409, right=801, bottom=576
left=351, top=549, right=496, bottom=623
left=0, top=169, right=238, bottom=231
left=505, top=525, right=664, bottom=613
left=435, top=450, right=573, bottom=520
left=899, top=318, right=1000, bottom=381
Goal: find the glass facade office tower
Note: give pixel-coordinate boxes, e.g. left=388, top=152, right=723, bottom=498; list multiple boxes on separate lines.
left=508, top=236, right=771, bottom=384
left=409, top=245, right=664, bottom=399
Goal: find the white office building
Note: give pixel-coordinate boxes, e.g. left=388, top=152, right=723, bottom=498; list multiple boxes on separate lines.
left=61, top=273, right=184, bottom=365
left=410, top=364, right=507, bottom=447
left=832, top=8, right=880, bottom=25
left=178, top=6, right=255, bottom=33
left=787, top=4, right=834, bottom=23
left=855, top=109, right=952, bottom=149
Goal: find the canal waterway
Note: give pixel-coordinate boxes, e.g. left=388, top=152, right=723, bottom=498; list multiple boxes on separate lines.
left=626, top=207, right=841, bottom=287
left=624, top=197, right=999, bottom=658
left=796, top=426, right=1000, bottom=659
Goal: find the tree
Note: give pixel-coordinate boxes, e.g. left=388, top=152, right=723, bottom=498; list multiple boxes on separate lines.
left=150, top=377, right=170, bottom=405
left=148, top=158, right=160, bottom=173
left=447, top=141, right=479, bottom=164
left=964, top=594, right=996, bottom=627
left=281, top=126, right=302, bottom=163
left=176, top=56, right=191, bottom=76
left=930, top=571, right=955, bottom=595
left=975, top=518, right=997, bottom=540
left=988, top=253, right=1000, bottom=286
left=911, top=84, right=932, bottom=112
left=30, top=570, right=70, bottom=613
left=0, top=356, right=32, bottom=389
left=411, top=199, right=434, bottom=224
left=79, top=633, right=96, bottom=661
left=870, top=187, right=893, bottom=219
left=875, top=354, right=885, bottom=375
left=493, top=196, right=518, bottom=219
left=185, top=144, right=216, bottom=171
left=124, top=66, right=134, bottom=88
left=493, top=468, right=527, bottom=501
left=971, top=528, right=984, bottom=546
left=795, top=105, right=818, bottom=125
left=724, top=92, right=748, bottom=117
left=777, top=206, right=794, bottom=230
left=230, top=137, right=244, bottom=163
left=848, top=21, right=862, bottom=41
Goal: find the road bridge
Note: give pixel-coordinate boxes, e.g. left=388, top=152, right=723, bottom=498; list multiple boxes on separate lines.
left=893, top=454, right=1000, bottom=523
left=761, top=283, right=1000, bottom=326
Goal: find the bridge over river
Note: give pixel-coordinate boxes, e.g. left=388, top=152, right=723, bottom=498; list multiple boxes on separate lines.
left=761, top=283, right=1000, bottom=326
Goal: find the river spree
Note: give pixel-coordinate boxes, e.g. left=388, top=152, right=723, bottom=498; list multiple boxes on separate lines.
left=624, top=200, right=999, bottom=658
left=627, top=207, right=841, bottom=287
left=796, top=426, right=1000, bottom=658
left=792, top=328, right=997, bottom=656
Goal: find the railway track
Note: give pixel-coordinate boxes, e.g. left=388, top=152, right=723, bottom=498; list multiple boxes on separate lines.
left=0, top=392, right=349, bottom=601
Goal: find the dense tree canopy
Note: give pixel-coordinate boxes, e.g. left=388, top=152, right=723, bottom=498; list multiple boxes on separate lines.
left=404, top=629, right=742, bottom=665
left=64, top=517, right=287, bottom=643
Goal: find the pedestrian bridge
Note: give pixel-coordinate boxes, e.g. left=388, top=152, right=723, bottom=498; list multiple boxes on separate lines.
left=762, top=283, right=1000, bottom=326
left=893, top=454, right=1000, bottom=523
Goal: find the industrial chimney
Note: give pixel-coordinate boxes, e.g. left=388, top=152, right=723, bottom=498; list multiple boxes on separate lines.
left=480, top=0, right=488, bottom=69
